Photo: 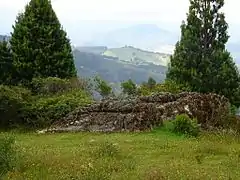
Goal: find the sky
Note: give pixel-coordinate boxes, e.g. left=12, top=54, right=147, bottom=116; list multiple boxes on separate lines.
left=0, top=0, right=240, bottom=45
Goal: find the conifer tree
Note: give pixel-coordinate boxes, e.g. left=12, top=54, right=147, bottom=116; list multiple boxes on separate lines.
left=0, top=40, right=13, bottom=85
left=147, top=77, right=156, bottom=89
left=167, top=0, right=240, bottom=106
left=121, top=79, right=137, bottom=95
left=10, top=0, right=77, bottom=84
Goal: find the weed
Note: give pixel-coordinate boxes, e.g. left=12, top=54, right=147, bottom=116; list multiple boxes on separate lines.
left=171, top=114, right=200, bottom=137
left=0, top=135, right=17, bottom=178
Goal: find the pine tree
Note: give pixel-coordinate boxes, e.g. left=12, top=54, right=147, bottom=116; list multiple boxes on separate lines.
left=0, top=40, right=13, bottom=85
left=121, top=79, right=137, bottom=95
left=147, top=77, right=156, bottom=89
left=10, top=0, right=77, bottom=84
left=167, top=0, right=240, bottom=106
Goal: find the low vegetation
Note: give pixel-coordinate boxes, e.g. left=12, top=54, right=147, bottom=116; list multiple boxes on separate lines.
left=1, top=129, right=240, bottom=179
left=1, top=0, right=240, bottom=179
left=0, top=78, right=92, bottom=129
left=0, top=135, right=18, bottom=178
left=138, top=79, right=190, bottom=96
left=170, top=114, right=200, bottom=137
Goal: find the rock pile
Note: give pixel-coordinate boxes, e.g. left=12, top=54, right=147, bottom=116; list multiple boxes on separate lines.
left=45, top=92, right=230, bottom=133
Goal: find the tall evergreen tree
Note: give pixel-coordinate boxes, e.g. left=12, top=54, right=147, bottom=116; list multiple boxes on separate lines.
left=167, top=0, right=240, bottom=106
left=0, top=40, right=13, bottom=85
left=10, top=0, right=77, bottom=84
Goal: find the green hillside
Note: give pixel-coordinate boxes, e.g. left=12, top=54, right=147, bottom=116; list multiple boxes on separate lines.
left=76, top=46, right=107, bottom=55
left=73, top=50, right=167, bottom=84
left=103, top=46, right=170, bottom=66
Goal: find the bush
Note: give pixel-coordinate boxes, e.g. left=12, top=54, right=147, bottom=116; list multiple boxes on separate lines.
left=22, top=89, right=92, bottom=128
left=121, top=79, right=137, bottom=96
left=30, top=77, right=90, bottom=95
left=0, top=85, right=32, bottom=129
left=0, top=135, right=17, bottom=178
left=93, top=76, right=112, bottom=98
left=171, top=114, right=200, bottom=137
left=138, top=80, right=190, bottom=96
left=146, top=77, right=157, bottom=89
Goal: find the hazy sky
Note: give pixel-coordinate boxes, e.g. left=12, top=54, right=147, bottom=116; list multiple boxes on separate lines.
left=0, top=0, right=240, bottom=44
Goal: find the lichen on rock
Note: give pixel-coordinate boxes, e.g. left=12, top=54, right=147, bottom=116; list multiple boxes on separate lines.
left=44, top=92, right=230, bottom=133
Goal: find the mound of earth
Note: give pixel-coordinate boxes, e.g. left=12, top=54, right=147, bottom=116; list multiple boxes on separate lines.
left=42, top=92, right=230, bottom=133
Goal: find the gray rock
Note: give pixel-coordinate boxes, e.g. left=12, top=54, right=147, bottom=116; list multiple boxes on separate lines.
left=45, top=92, right=230, bottom=133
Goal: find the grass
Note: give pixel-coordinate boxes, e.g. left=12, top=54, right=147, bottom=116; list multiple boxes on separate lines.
left=1, top=128, right=240, bottom=180
left=103, top=47, right=170, bottom=66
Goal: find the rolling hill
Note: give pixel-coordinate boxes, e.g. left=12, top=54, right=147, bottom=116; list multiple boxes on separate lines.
left=83, top=24, right=177, bottom=54
left=82, top=24, right=240, bottom=63
left=103, top=46, right=170, bottom=66
left=0, top=35, right=10, bottom=42
left=73, top=48, right=168, bottom=84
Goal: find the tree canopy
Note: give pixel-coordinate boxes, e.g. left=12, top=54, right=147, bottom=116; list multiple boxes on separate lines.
left=0, top=40, right=13, bottom=85
left=10, top=0, right=77, bottom=85
left=167, top=0, right=240, bottom=106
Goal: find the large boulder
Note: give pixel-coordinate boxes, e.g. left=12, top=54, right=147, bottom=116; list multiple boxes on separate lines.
left=45, top=92, right=230, bottom=133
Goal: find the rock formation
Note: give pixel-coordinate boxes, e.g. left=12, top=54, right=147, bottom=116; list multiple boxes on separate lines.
left=44, top=92, right=230, bottom=133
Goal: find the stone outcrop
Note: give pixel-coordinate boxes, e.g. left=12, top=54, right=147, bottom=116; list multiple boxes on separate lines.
left=44, top=92, right=230, bottom=133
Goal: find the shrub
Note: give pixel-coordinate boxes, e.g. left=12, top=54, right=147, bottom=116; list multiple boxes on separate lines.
left=30, top=77, right=90, bottom=95
left=171, top=114, right=200, bottom=137
left=0, top=135, right=17, bottom=178
left=22, top=89, right=92, bottom=128
left=146, top=77, right=157, bottom=89
left=93, top=76, right=112, bottom=98
left=138, top=80, right=189, bottom=96
left=121, top=79, right=137, bottom=96
left=0, top=85, right=32, bottom=129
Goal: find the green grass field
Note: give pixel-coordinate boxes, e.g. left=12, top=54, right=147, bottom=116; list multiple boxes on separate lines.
left=2, top=128, right=240, bottom=180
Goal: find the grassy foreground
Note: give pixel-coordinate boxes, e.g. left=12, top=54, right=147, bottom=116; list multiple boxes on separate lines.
left=2, top=129, right=240, bottom=180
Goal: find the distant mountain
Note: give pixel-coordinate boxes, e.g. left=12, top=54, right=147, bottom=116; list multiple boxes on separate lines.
left=75, top=46, right=107, bottom=55
left=81, top=23, right=240, bottom=62
left=83, top=24, right=178, bottom=54
left=0, top=35, right=10, bottom=42
left=73, top=47, right=168, bottom=84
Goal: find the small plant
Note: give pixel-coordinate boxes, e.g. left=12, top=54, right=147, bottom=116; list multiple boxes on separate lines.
left=147, top=77, right=157, bottom=89
left=121, top=79, right=137, bottom=96
left=0, top=135, right=17, bottom=178
left=95, top=141, right=120, bottom=158
left=171, top=114, right=200, bottom=137
left=94, top=76, right=112, bottom=98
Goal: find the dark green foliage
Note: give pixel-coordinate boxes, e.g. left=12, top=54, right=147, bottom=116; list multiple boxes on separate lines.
left=167, top=0, right=240, bottom=107
left=22, top=89, right=92, bottom=128
left=10, top=0, right=77, bottom=85
left=0, top=78, right=92, bottom=129
left=0, top=85, right=32, bottom=129
left=121, top=79, right=137, bottom=95
left=147, top=77, right=156, bottom=89
left=0, top=41, right=13, bottom=85
left=171, top=114, right=200, bottom=137
left=94, top=76, right=112, bottom=98
left=0, top=135, right=17, bottom=178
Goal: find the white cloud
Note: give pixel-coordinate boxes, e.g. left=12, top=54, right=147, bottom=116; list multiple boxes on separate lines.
left=0, top=0, right=239, bottom=41
left=1, top=0, right=237, bottom=22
